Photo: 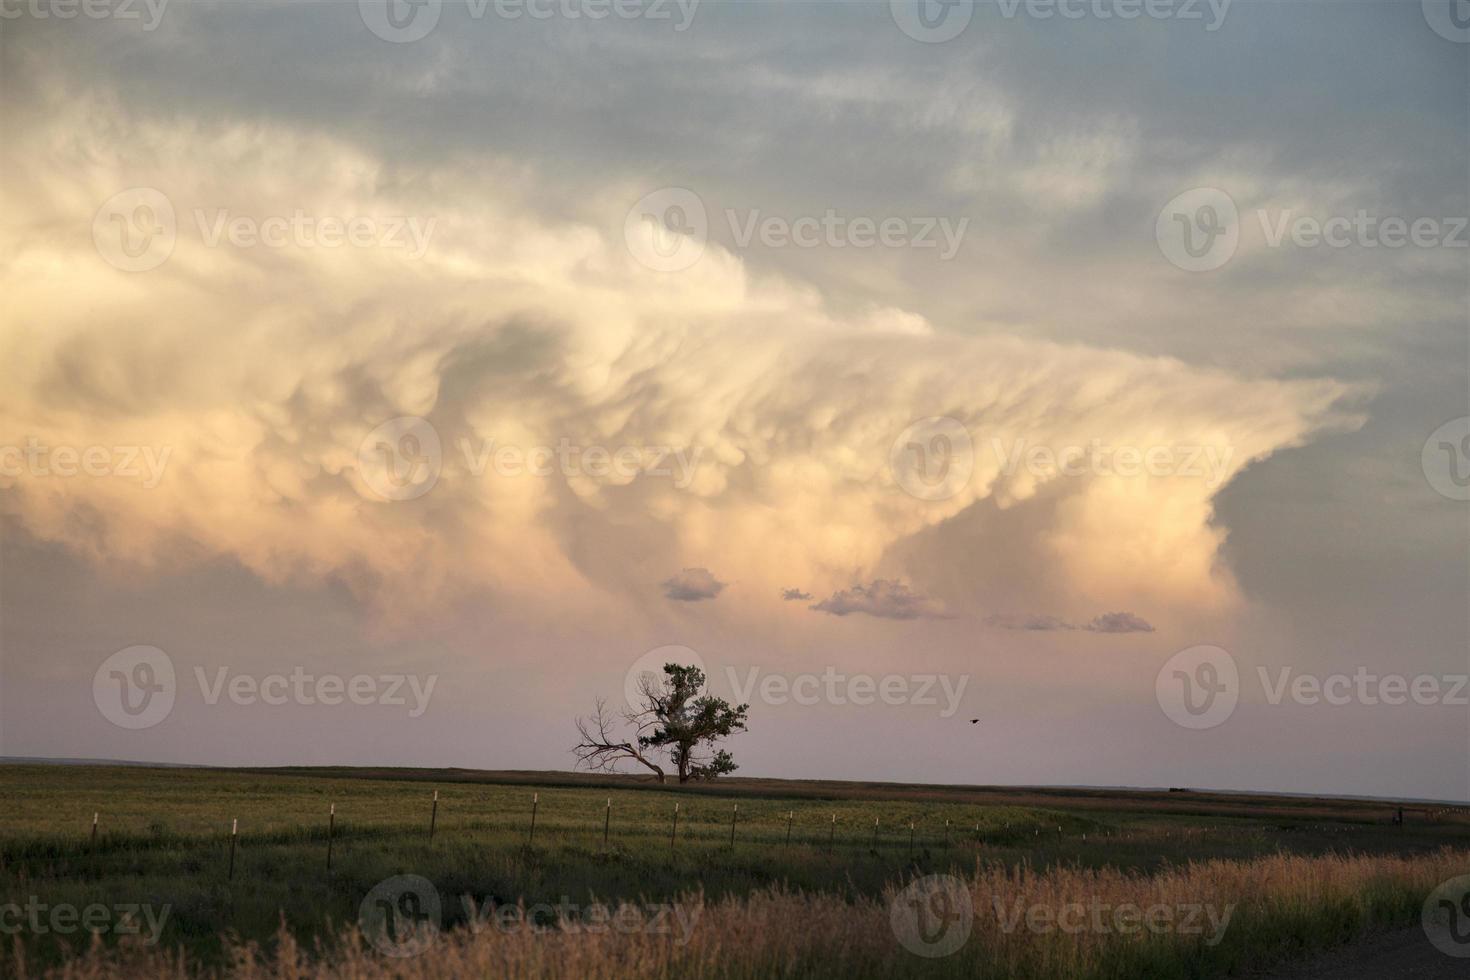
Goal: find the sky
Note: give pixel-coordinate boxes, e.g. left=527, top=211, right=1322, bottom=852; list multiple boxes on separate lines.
left=0, top=0, right=1466, bottom=801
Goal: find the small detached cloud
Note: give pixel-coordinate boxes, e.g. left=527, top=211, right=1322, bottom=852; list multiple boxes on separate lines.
left=781, top=588, right=814, bottom=601
left=810, top=580, right=948, bottom=620
left=1085, top=611, right=1155, bottom=633
left=985, top=611, right=1154, bottom=634
left=983, top=613, right=1074, bottom=632
left=662, top=568, right=727, bottom=602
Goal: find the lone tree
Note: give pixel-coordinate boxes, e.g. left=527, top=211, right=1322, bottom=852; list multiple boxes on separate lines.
left=573, top=663, right=748, bottom=784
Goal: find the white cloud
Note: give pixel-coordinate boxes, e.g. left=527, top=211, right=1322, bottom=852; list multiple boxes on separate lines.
left=0, top=97, right=1363, bottom=628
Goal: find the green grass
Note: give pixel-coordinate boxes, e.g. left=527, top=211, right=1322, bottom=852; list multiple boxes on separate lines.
left=3, top=764, right=1466, bottom=973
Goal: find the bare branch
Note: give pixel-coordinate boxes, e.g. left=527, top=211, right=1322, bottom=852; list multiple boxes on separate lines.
left=572, top=698, right=666, bottom=783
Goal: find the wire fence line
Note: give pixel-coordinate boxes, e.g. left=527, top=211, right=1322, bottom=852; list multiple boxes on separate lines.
left=57, top=792, right=1104, bottom=879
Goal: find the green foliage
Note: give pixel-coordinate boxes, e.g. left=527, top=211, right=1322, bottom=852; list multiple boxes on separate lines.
left=637, top=664, right=749, bottom=782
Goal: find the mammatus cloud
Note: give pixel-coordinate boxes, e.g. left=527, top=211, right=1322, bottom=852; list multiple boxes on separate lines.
left=662, top=568, right=726, bottom=602
left=985, top=612, right=1155, bottom=633
left=780, top=588, right=813, bottom=601
left=0, top=94, right=1362, bottom=626
left=810, top=580, right=948, bottom=620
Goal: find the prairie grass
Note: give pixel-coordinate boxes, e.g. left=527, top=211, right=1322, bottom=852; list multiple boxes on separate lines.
left=17, top=850, right=1465, bottom=980
left=5, top=766, right=1467, bottom=978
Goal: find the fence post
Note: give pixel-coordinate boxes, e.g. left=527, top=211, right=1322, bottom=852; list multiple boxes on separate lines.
left=670, top=802, right=679, bottom=854
left=228, top=819, right=238, bottom=880
left=90, top=812, right=99, bottom=852
left=908, top=820, right=915, bottom=859
left=327, top=804, right=335, bottom=870
left=785, top=810, right=793, bottom=846
left=872, top=817, right=879, bottom=850
left=429, top=791, right=438, bottom=844
left=529, top=793, right=539, bottom=846
left=729, top=804, right=738, bottom=846
left=603, top=797, right=611, bottom=849
left=828, top=813, right=835, bottom=851
left=944, top=819, right=950, bottom=848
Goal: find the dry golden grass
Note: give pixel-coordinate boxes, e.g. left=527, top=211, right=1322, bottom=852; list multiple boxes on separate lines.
left=21, top=849, right=1464, bottom=980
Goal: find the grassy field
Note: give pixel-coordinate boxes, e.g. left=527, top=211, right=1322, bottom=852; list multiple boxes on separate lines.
left=3, top=764, right=1468, bottom=978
